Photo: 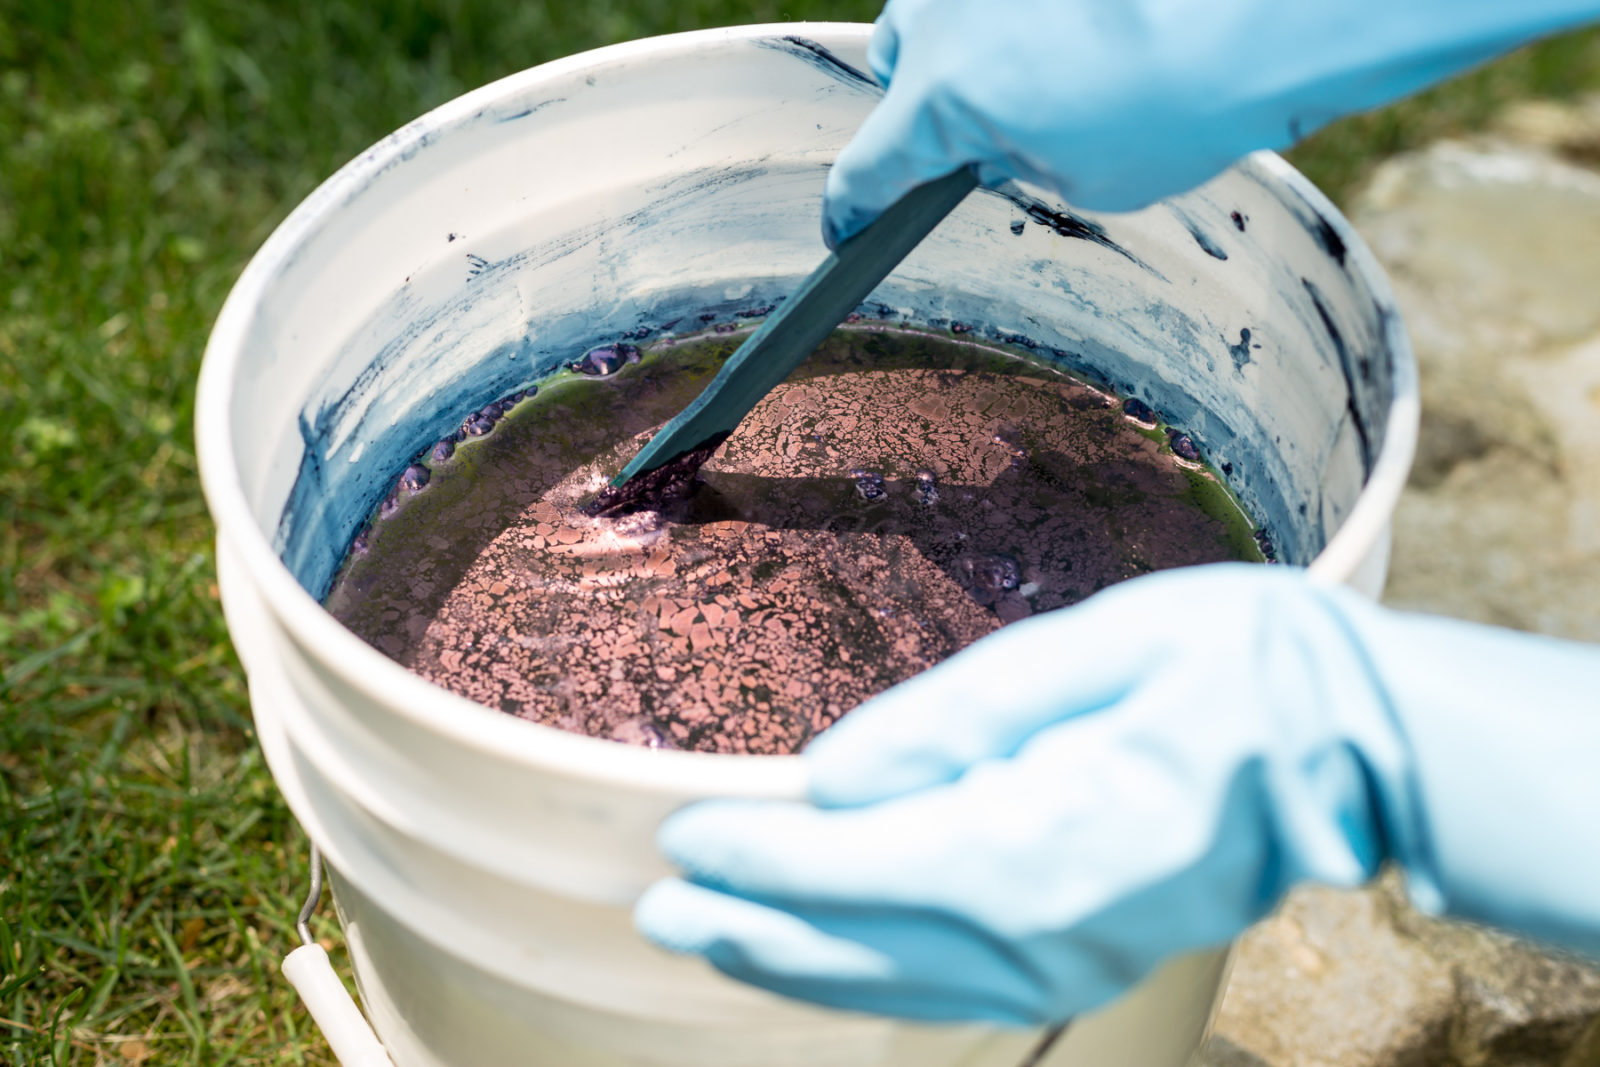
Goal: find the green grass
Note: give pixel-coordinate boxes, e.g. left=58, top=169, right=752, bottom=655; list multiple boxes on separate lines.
left=2, top=3, right=1599, bottom=1063
left=1288, top=27, right=1600, bottom=202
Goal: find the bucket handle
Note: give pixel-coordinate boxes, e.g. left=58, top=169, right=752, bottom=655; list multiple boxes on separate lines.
left=282, top=845, right=395, bottom=1067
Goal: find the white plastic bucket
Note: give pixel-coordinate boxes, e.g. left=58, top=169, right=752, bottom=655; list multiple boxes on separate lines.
left=197, top=22, right=1418, bottom=1067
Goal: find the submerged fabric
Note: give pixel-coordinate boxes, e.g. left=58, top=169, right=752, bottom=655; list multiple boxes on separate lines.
left=327, top=329, right=1257, bottom=753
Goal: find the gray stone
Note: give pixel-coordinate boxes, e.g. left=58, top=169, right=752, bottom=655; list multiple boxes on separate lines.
left=1205, top=885, right=1456, bottom=1067
left=1383, top=882, right=1600, bottom=1067
left=1206, top=878, right=1600, bottom=1067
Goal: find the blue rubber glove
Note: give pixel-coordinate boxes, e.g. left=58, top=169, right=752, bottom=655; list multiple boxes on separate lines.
left=823, top=0, right=1600, bottom=246
left=635, top=564, right=1600, bottom=1024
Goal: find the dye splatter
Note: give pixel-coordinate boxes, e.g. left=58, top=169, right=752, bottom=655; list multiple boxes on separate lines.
left=325, top=328, right=1263, bottom=755
left=1170, top=206, right=1229, bottom=261
left=756, top=35, right=882, bottom=93
left=1227, top=327, right=1255, bottom=373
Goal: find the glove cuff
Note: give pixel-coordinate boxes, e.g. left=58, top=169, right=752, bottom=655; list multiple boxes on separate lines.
left=1326, top=591, right=1600, bottom=956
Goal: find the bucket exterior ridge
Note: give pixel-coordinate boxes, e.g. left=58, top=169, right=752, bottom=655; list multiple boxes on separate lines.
left=196, top=22, right=1417, bottom=1067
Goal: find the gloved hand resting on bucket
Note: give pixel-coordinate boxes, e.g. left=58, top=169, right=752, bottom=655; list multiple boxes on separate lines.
left=822, top=0, right=1600, bottom=246
left=635, top=565, right=1600, bottom=1024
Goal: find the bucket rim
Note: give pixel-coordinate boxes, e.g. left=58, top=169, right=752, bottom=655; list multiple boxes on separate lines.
left=196, top=21, right=1418, bottom=796
left=1254, top=152, right=1419, bottom=589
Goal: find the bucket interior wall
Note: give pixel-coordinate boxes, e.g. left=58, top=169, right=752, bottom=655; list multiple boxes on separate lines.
left=220, top=32, right=1403, bottom=598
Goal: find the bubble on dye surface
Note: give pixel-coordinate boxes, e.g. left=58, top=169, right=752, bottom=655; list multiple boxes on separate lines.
left=350, top=529, right=370, bottom=555
left=379, top=493, right=401, bottom=518
left=611, top=718, right=674, bottom=749
left=951, top=322, right=972, bottom=334
left=915, top=468, right=940, bottom=506
left=569, top=343, right=641, bottom=377
left=1254, top=529, right=1277, bottom=562
left=607, top=507, right=666, bottom=540
left=992, top=426, right=1028, bottom=465
left=849, top=469, right=887, bottom=500
left=1123, top=397, right=1156, bottom=424
left=465, top=415, right=496, bottom=436
left=956, top=552, right=1023, bottom=605
left=431, top=439, right=456, bottom=462
left=1168, top=430, right=1200, bottom=462
left=401, top=464, right=431, bottom=491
